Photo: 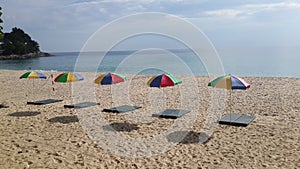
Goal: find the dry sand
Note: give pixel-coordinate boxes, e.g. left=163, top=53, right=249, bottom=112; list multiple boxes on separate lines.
left=0, top=70, right=299, bottom=168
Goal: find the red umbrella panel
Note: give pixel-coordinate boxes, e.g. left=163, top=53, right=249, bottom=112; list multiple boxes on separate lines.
left=94, top=73, right=126, bottom=85
left=147, top=74, right=182, bottom=88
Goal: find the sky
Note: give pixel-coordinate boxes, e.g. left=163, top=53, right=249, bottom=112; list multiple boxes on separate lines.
left=1, top=0, right=300, bottom=52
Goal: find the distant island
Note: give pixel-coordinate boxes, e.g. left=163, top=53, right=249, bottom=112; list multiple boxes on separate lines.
left=0, top=27, right=51, bottom=60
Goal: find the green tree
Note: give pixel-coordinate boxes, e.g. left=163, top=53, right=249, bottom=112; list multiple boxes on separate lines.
left=0, top=6, right=3, bottom=40
left=1, top=27, right=40, bottom=55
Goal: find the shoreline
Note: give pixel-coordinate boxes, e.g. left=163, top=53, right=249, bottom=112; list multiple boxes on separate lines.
left=0, top=51, right=52, bottom=60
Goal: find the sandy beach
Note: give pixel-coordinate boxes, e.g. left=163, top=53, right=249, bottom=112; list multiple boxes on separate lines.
left=0, top=70, right=299, bottom=168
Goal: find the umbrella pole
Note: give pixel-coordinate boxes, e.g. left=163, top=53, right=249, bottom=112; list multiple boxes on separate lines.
left=172, top=87, right=174, bottom=109
left=230, top=89, right=232, bottom=123
left=69, top=82, right=72, bottom=99
left=110, top=85, right=112, bottom=107
left=32, top=79, right=34, bottom=100
left=51, top=79, right=55, bottom=97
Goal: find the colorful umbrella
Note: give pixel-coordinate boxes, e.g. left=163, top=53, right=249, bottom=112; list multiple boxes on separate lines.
left=147, top=74, right=182, bottom=109
left=20, top=71, right=47, bottom=79
left=208, top=75, right=250, bottom=90
left=54, top=72, right=84, bottom=83
left=147, top=74, right=182, bottom=88
left=208, top=75, right=250, bottom=123
left=94, top=73, right=126, bottom=107
left=94, top=73, right=126, bottom=85
left=20, top=71, right=47, bottom=99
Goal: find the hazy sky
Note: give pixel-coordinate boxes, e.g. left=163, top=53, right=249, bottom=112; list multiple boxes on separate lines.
left=1, top=0, right=300, bottom=52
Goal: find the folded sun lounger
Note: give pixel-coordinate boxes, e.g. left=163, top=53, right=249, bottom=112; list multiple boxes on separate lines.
left=218, top=114, right=255, bottom=127
left=103, top=105, right=141, bottom=113
left=64, top=102, right=100, bottom=108
left=27, top=99, right=63, bottom=105
left=152, top=109, right=191, bottom=119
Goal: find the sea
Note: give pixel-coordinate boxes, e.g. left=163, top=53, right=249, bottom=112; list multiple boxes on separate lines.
left=0, top=47, right=299, bottom=78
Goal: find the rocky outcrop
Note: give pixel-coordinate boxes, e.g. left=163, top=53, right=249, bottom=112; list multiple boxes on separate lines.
left=0, top=52, right=52, bottom=60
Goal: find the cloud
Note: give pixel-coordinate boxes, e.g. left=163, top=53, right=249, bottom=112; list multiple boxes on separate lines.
left=204, top=2, right=300, bottom=19
left=89, top=0, right=184, bottom=4
left=205, top=9, right=244, bottom=19
left=2, top=0, right=300, bottom=51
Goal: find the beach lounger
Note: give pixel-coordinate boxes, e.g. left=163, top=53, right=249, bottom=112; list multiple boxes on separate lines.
left=27, top=99, right=63, bottom=105
left=218, top=114, right=255, bottom=127
left=103, top=105, right=141, bottom=113
left=64, top=102, right=100, bottom=108
left=152, top=109, right=191, bottom=119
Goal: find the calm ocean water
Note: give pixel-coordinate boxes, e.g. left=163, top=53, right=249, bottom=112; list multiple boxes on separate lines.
left=0, top=47, right=299, bottom=78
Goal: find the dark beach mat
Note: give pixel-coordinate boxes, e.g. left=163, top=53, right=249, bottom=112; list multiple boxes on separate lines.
left=64, top=102, right=100, bottom=108
left=218, top=114, right=255, bottom=127
left=27, top=99, right=63, bottom=105
left=152, top=109, right=191, bottom=119
left=103, top=105, right=141, bottom=113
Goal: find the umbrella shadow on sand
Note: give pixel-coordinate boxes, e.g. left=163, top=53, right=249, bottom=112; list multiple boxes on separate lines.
left=166, top=131, right=211, bottom=144
left=47, top=115, right=79, bottom=124
left=8, top=111, right=41, bottom=117
left=103, top=122, right=139, bottom=132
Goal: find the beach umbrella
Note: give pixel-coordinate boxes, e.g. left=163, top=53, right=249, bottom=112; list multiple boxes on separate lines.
left=54, top=72, right=84, bottom=83
left=20, top=71, right=47, bottom=97
left=94, top=72, right=126, bottom=107
left=147, top=74, right=182, bottom=88
left=53, top=72, right=84, bottom=92
left=20, top=71, right=47, bottom=79
left=208, top=75, right=250, bottom=122
left=94, top=72, right=126, bottom=85
left=147, top=74, right=182, bottom=108
left=208, top=75, right=250, bottom=90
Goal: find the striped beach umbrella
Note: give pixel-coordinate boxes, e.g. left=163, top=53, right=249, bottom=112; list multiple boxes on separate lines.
left=208, top=75, right=250, bottom=122
left=20, top=71, right=47, bottom=79
left=94, top=73, right=126, bottom=85
left=53, top=72, right=84, bottom=97
left=208, top=75, right=250, bottom=90
left=54, top=72, right=84, bottom=83
left=94, top=72, right=126, bottom=107
left=20, top=71, right=47, bottom=99
left=147, top=74, right=182, bottom=88
left=147, top=74, right=182, bottom=109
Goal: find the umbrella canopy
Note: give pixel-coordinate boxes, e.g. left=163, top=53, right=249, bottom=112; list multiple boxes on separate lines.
left=208, top=75, right=250, bottom=90
left=94, top=73, right=126, bottom=85
left=147, top=74, right=182, bottom=88
left=20, top=71, right=47, bottom=79
left=54, top=72, right=84, bottom=83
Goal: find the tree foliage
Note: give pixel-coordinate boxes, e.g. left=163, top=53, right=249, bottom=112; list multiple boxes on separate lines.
left=0, top=6, right=3, bottom=40
left=1, top=27, right=40, bottom=55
